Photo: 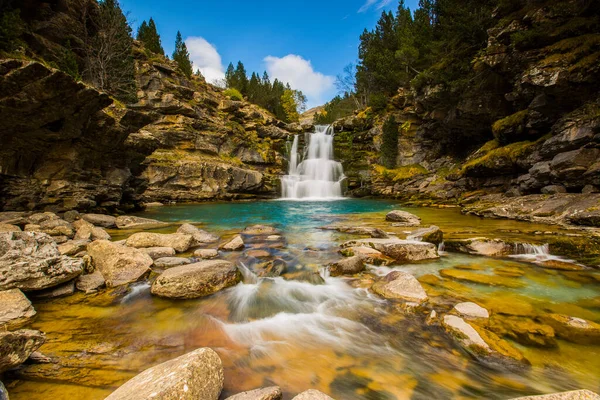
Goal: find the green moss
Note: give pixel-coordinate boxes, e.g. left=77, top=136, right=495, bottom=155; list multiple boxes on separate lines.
left=372, top=164, right=428, bottom=182
left=492, top=111, right=528, bottom=136
left=460, top=140, right=536, bottom=176
left=223, top=88, right=243, bottom=101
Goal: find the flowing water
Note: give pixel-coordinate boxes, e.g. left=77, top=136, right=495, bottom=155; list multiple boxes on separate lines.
left=281, top=125, right=345, bottom=199
left=6, top=200, right=600, bottom=400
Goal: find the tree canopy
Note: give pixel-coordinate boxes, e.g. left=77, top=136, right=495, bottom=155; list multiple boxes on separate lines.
left=172, top=31, right=193, bottom=78
left=137, top=17, right=164, bottom=56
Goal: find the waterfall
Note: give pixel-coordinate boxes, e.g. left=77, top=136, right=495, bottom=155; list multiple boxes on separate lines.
left=281, top=125, right=346, bottom=199
left=513, top=243, right=550, bottom=255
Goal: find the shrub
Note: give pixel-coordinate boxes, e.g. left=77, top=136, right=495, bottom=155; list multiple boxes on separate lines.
left=368, top=93, right=388, bottom=112
left=381, top=116, right=399, bottom=168
left=224, top=88, right=243, bottom=101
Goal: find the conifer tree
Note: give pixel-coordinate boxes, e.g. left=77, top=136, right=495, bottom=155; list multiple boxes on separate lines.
left=137, top=17, right=164, bottom=55
left=172, top=31, right=193, bottom=78
left=225, top=63, right=235, bottom=88
left=234, top=61, right=249, bottom=94
left=381, top=116, right=399, bottom=168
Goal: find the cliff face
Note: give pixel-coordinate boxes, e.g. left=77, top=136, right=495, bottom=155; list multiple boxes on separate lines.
left=334, top=0, right=600, bottom=203
left=0, top=2, right=293, bottom=212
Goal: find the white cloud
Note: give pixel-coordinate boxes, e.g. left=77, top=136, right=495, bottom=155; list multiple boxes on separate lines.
left=185, top=36, right=225, bottom=83
left=358, top=0, right=392, bottom=13
left=264, top=54, right=335, bottom=107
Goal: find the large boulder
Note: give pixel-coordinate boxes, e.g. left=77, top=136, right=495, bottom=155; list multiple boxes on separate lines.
left=0, top=232, right=84, bottom=291
left=444, top=238, right=514, bottom=257
left=328, top=256, right=365, bottom=277
left=292, top=390, right=335, bottom=400
left=81, top=214, right=117, bottom=228
left=87, top=240, right=152, bottom=287
left=225, top=387, right=283, bottom=400
left=0, top=289, right=36, bottom=330
left=0, top=329, right=45, bottom=373
left=385, top=210, right=421, bottom=226
left=339, top=246, right=394, bottom=266
left=126, top=233, right=193, bottom=253
left=372, top=271, right=428, bottom=303
left=151, top=260, right=241, bottom=299
left=177, top=223, right=219, bottom=245
left=115, top=216, right=168, bottom=229
left=105, top=348, right=224, bottom=400
left=341, top=238, right=438, bottom=263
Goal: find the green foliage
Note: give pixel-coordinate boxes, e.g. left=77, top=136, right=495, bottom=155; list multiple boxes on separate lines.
left=369, top=93, right=388, bottom=112
left=137, top=17, right=164, bottom=56
left=381, top=116, right=399, bottom=168
left=173, top=31, right=193, bottom=78
left=58, top=40, right=81, bottom=81
left=0, top=3, right=24, bottom=52
left=223, top=88, right=243, bottom=101
left=314, top=94, right=356, bottom=124
left=281, top=89, right=300, bottom=122
left=492, top=110, right=528, bottom=145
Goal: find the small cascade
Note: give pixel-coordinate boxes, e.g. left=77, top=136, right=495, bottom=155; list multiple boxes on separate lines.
left=438, top=241, right=446, bottom=253
left=514, top=243, right=550, bottom=255
left=121, top=282, right=151, bottom=303
left=510, top=242, right=581, bottom=266
left=237, top=262, right=258, bottom=284
left=281, top=125, right=346, bottom=200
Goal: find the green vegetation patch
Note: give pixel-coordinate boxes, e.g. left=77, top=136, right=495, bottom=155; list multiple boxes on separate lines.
left=373, top=164, right=428, bottom=182
left=460, top=140, right=536, bottom=177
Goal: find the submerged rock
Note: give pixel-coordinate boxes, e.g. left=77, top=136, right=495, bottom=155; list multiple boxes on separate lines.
left=339, top=246, right=394, bottom=266
left=220, top=235, right=245, bottom=251
left=440, top=268, right=525, bottom=288
left=126, top=232, right=193, bottom=253
left=407, top=225, right=443, bottom=245
left=385, top=210, right=421, bottom=226
left=0, top=289, right=36, bottom=330
left=509, top=390, right=600, bottom=399
left=321, top=225, right=389, bottom=238
left=225, top=386, right=283, bottom=400
left=372, top=271, right=428, bottom=303
left=0, top=232, right=84, bottom=291
left=488, top=316, right=557, bottom=348
left=105, top=347, right=224, bottom=400
left=81, top=214, right=117, bottom=228
left=242, top=225, right=280, bottom=235
left=328, top=256, right=366, bottom=277
left=341, top=238, right=438, bottom=263
left=538, top=314, right=600, bottom=345
left=445, top=238, right=513, bottom=257
left=75, top=271, right=105, bottom=293
left=151, top=260, right=241, bottom=299
left=177, top=223, right=219, bottom=245
left=87, top=240, right=152, bottom=287
left=292, top=390, right=335, bottom=400
left=0, top=329, right=45, bottom=373
left=194, top=248, right=219, bottom=259
left=115, top=215, right=168, bottom=229
left=453, top=302, right=489, bottom=319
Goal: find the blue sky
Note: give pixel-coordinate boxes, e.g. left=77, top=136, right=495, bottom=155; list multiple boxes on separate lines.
left=121, top=0, right=419, bottom=107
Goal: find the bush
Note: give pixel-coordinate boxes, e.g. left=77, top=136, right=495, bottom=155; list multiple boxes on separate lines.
left=224, top=88, right=243, bottom=101
left=0, top=8, right=24, bottom=52
left=381, top=116, right=399, bottom=168
left=368, top=93, right=388, bottom=112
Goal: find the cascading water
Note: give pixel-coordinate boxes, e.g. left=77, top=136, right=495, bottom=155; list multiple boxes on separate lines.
left=281, top=125, right=345, bottom=199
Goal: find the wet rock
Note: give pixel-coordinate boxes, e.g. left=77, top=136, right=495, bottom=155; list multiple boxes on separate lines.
left=225, top=386, right=283, bottom=400
left=320, top=225, right=389, bottom=238
left=0, top=329, right=45, bottom=373
left=538, top=314, right=600, bottom=345
left=440, top=269, right=524, bottom=288
left=453, top=302, right=489, bottom=319
left=73, top=220, right=111, bottom=241
left=245, top=249, right=271, bottom=258
left=256, top=259, right=287, bottom=277
left=140, top=247, right=176, bottom=260
left=177, top=223, right=219, bottom=245
left=341, top=238, right=438, bottom=263
left=444, top=238, right=513, bottom=257
left=194, top=248, right=219, bottom=259
left=509, top=390, right=600, bottom=399
left=488, top=316, right=557, bottom=348
left=0, top=289, right=36, bottom=330
left=151, top=260, right=241, bottom=299
left=75, top=271, right=105, bottom=293
left=220, top=235, right=245, bottom=251
left=292, top=390, right=335, bottom=400
left=0, top=232, right=84, bottom=291
left=115, top=215, right=168, bottom=229
left=385, top=210, right=421, bottom=226
left=0, top=381, right=8, bottom=400
left=126, top=232, right=193, bottom=253
left=87, top=240, right=152, bottom=287
left=567, top=211, right=600, bottom=227
left=372, top=271, right=428, bottom=303
left=31, top=280, right=75, bottom=299
left=242, top=225, right=280, bottom=235
left=81, top=214, right=117, bottom=228
left=339, top=246, right=394, bottom=266
left=0, top=224, right=21, bottom=232
left=105, top=347, right=224, bottom=400
left=153, top=257, right=192, bottom=269
left=442, top=315, right=528, bottom=368
left=58, top=239, right=90, bottom=256
left=407, top=225, right=443, bottom=245
left=328, top=256, right=365, bottom=277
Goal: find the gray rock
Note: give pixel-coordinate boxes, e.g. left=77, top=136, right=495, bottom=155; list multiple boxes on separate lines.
left=0, top=329, right=45, bottom=373
left=140, top=247, right=176, bottom=260
left=126, top=233, right=193, bottom=253
left=151, top=260, right=241, bottom=299
left=0, top=289, right=36, bottom=330
left=153, top=257, right=192, bottom=269
left=194, top=249, right=219, bottom=259
left=320, top=225, right=388, bottom=239
left=75, top=271, right=105, bottom=293
left=219, top=235, right=245, bottom=251
left=0, top=232, right=84, bottom=291
left=509, top=390, right=600, bottom=400
left=340, top=238, right=438, bottom=263
left=444, top=238, right=513, bottom=257
left=292, top=390, right=335, bottom=400
left=225, top=386, right=283, bottom=400
left=105, top=348, right=224, bottom=400
left=541, top=185, right=566, bottom=194
left=372, top=271, right=428, bottom=303
left=115, top=215, right=168, bottom=229
left=385, top=210, right=421, bottom=226
left=87, top=240, right=152, bottom=287
left=328, top=256, right=365, bottom=277
left=62, top=210, right=80, bottom=222
left=407, top=225, right=443, bottom=245
left=177, top=223, right=219, bottom=245
left=582, top=185, right=599, bottom=194
left=453, top=302, right=489, bottom=319
left=30, top=280, right=75, bottom=299
left=81, top=214, right=117, bottom=228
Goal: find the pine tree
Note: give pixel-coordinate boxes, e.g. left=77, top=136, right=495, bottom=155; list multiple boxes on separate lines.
left=137, top=18, right=164, bottom=55
left=225, top=63, right=235, bottom=88
left=172, top=31, right=193, bottom=78
left=234, top=61, right=248, bottom=94
left=381, top=116, right=399, bottom=168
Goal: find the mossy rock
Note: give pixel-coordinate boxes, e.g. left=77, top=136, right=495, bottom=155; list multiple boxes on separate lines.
left=459, top=141, right=537, bottom=178
left=538, top=313, right=600, bottom=344
left=546, top=235, right=600, bottom=267
left=488, top=315, right=557, bottom=348
left=492, top=110, right=529, bottom=145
